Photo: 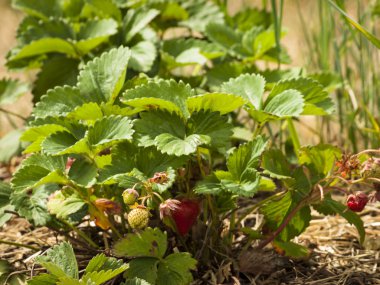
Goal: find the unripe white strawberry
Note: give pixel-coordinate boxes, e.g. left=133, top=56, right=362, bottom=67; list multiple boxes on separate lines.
left=127, top=207, right=149, bottom=229
left=122, top=188, right=139, bottom=205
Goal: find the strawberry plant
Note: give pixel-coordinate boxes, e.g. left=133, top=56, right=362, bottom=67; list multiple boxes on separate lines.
left=5, top=43, right=368, bottom=282
left=28, top=242, right=128, bottom=284
left=7, top=0, right=287, bottom=102
left=2, top=0, right=380, bottom=284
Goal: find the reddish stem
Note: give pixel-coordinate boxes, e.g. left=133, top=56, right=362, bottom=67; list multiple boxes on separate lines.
left=257, top=201, right=305, bottom=249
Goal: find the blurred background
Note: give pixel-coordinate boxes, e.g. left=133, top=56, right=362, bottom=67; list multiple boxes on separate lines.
left=0, top=0, right=379, bottom=153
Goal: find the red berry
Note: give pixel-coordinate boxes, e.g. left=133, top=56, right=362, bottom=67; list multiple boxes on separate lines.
left=346, top=192, right=369, bottom=212
left=171, top=199, right=200, bottom=236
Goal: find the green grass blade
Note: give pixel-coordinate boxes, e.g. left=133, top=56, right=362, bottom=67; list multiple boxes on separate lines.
left=328, top=0, right=380, bottom=49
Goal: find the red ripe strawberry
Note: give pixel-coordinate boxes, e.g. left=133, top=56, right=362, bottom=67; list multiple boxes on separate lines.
left=171, top=199, right=200, bottom=236
left=347, top=192, right=369, bottom=212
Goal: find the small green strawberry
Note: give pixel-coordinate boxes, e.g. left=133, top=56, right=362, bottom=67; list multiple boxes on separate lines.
left=128, top=206, right=149, bottom=229
left=122, top=188, right=139, bottom=205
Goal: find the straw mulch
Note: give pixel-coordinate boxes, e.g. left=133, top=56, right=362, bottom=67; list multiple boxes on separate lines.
left=1, top=161, right=379, bottom=285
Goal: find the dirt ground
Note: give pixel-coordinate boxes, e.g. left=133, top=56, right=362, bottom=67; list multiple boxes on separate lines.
left=1, top=196, right=379, bottom=285
left=1, top=160, right=380, bottom=285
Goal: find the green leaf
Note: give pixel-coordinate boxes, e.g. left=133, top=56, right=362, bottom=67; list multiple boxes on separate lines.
left=309, top=72, right=342, bottom=92
left=10, top=185, right=57, bottom=226
left=241, top=227, right=263, bottom=239
left=124, top=258, right=159, bottom=285
left=123, top=7, right=159, bottom=43
left=153, top=1, right=188, bottom=22
left=130, top=41, right=157, bottom=72
left=299, top=144, right=341, bottom=177
left=219, top=170, right=261, bottom=197
left=227, top=136, right=268, bottom=180
left=68, top=102, right=103, bottom=121
left=263, top=89, right=304, bottom=118
left=84, top=0, right=122, bottom=21
left=260, top=68, right=301, bottom=86
left=262, top=149, right=292, bottom=180
left=36, top=242, right=78, bottom=279
left=11, top=154, right=66, bottom=192
left=22, top=152, right=67, bottom=171
left=99, top=143, right=187, bottom=185
left=187, top=93, right=244, bottom=115
left=0, top=129, right=23, bottom=163
left=0, top=182, right=14, bottom=227
left=97, top=143, right=136, bottom=183
left=28, top=274, right=58, bottom=285
left=0, top=78, right=28, bottom=105
left=196, top=145, right=265, bottom=197
left=33, top=56, right=79, bottom=103
left=43, top=136, right=91, bottom=157
left=85, top=254, right=125, bottom=273
left=17, top=18, right=74, bottom=43
left=33, top=86, right=88, bottom=119
left=0, top=182, right=11, bottom=209
left=273, top=241, right=310, bottom=259
left=180, top=0, right=224, bottom=33
left=161, top=38, right=224, bottom=69
left=78, top=47, right=131, bottom=104
left=187, top=111, right=233, bottom=152
left=134, top=110, right=185, bottom=147
left=122, top=79, right=194, bottom=118
left=87, top=115, right=134, bottom=148
left=231, top=8, right=271, bottom=31
left=205, top=23, right=242, bottom=52
left=9, top=38, right=77, bottom=61
left=156, top=253, right=197, bottom=285
left=193, top=174, right=224, bottom=195
left=113, top=228, right=167, bottom=258
left=56, top=277, right=81, bottom=285
left=328, top=0, right=380, bottom=49
left=252, top=27, right=277, bottom=58
left=76, top=19, right=118, bottom=54
left=68, top=158, right=97, bottom=187
left=313, top=196, right=365, bottom=244
left=155, top=133, right=207, bottom=156
left=121, top=278, right=152, bottom=285
left=269, top=78, right=334, bottom=115
left=81, top=265, right=128, bottom=285
left=42, top=131, right=82, bottom=156
left=11, top=165, right=66, bottom=193
left=221, top=73, right=265, bottom=109
left=21, top=124, right=70, bottom=153
left=48, top=195, right=86, bottom=220
left=206, top=62, right=257, bottom=90
left=261, top=192, right=311, bottom=241
left=12, top=0, right=62, bottom=20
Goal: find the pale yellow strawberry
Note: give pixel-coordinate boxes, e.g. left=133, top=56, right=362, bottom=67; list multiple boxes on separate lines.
left=127, top=207, right=149, bottom=229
